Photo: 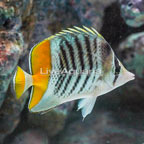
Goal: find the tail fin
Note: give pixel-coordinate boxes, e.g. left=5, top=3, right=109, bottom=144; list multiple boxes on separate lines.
left=13, top=66, right=33, bottom=99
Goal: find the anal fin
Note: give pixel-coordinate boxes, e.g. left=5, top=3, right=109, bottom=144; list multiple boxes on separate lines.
left=78, top=97, right=97, bottom=120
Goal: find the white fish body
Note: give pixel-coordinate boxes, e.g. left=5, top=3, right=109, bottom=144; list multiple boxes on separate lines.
left=13, top=26, right=135, bottom=119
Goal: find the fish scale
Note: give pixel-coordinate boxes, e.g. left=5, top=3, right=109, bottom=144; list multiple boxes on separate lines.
left=59, top=37, right=84, bottom=96
left=52, top=33, right=99, bottom=97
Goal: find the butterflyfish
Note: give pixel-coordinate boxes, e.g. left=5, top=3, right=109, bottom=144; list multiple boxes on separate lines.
left=13, top=26, right=135, bottom=119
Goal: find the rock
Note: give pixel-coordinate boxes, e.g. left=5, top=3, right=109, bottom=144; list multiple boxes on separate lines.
left=70, top=0, right=116, bottom=31
left=0, top=1, right=21, bottom=30
left=0, top=0, right=34, bottom=107
left=31, top=0, right=116, bottom=46
left=0, top=0, right=35, bottom=51
left=0, top=0, right=34, bottom=143
left=57, top=110, right=144, bottom=144
left=30, top=0, right=81, bottom=47
left=10, top=129, right=49, bottom=144
left=28, top=102, right=74, bottom=137
left=0, top=31, right=24, bottom=107
left=0, top=86, right=28, bottom=144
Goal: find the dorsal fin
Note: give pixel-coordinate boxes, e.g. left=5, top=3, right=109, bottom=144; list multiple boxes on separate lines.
left=47, top=26, right=104, bottom=40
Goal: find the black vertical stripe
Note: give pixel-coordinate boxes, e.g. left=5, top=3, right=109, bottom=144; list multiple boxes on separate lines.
left=75, top=37, right=84, bottom=70
left=55, top=74, right=66, bottom=94
left=65, top=40, right=76, bottom=70
left=113, top=56, right=121, bottom=85
left=69, top=75, right=81, bottom=95
left=113, top=74, right=119, bottom=85
left=114, top=56, right=121, bottom=74
left=84, top=36, right=93, bottom=70
left=67, top=37, right=85, bottom=95
left=60, top=75, right=72, bottom=96
left=55, top=45, right=69, bottom=94
left=60, top=45, right=69, bottom=70
left=78, top=75, right=90, bottom=93
left=93, top=38, right=97, bottom=63
left=92, top=75, right=96, bottom=84
left=58, top=40, right=76, bottom=96
left=55, top=57, right=64, bottom=87
left=94, top=38, right=97, bottom=53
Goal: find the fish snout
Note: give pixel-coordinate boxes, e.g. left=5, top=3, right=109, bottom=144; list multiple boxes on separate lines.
left=125, top=71, right=135, bottom=81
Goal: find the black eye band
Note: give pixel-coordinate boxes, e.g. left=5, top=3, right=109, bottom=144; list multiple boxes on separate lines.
left=114, top=57, right=121, bottom=75
left=113, top=57, right=121, bottom=84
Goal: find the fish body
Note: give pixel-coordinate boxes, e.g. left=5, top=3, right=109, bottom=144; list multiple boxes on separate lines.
left=119, top=0, right=144, bottom=27
left=13, top=26, right=135, bottom=119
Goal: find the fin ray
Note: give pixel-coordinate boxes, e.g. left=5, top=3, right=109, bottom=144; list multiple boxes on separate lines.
left=13, top=66, right=32, bottom=99
left=78, top=97, right=97, bottom=119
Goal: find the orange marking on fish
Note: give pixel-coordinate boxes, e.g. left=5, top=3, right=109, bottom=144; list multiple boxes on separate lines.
left=29, top=39, right=52, bottom=110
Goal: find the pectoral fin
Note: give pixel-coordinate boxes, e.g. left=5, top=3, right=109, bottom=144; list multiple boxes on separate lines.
left=78, top=97, right=97, bottom=120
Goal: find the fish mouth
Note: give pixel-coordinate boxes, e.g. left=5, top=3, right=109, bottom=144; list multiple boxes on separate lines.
left=128, top=72, right=135, bottom=81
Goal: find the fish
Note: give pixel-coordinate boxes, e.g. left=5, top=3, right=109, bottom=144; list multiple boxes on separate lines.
left=13, top=26, right=135, bottom=119
left=119, top=0, right=144, bottom=27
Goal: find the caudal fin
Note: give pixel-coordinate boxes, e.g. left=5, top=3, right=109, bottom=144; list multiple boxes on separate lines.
left=13, top=66, right=33, bottom=99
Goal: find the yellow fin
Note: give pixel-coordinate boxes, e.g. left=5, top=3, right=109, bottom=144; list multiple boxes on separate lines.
left=13, top=66, right=32, bottom=99
left=59, top=32, right=66, bottom=35
left=91, top=27, right=104, bottom=38
left=83, top=26, right=95, bottom=35
left=46, top=26, right=104, bottom=41
left=47, top=35, right=56, bottom=40
left=74, top=26, right=89, bottom=34
left=68, top=28, right=81, bottom=33
left=29, top=39, right=52, bottom=110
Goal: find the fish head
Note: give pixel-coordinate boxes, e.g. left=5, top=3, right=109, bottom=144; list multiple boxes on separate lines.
left=103, top=56, right=135, bottom=91
left=112, top=60, right=135, bottom=89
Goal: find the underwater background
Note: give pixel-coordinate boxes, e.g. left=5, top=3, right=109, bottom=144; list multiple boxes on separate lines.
left=0, top=0, right=144, bottom=144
